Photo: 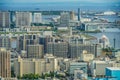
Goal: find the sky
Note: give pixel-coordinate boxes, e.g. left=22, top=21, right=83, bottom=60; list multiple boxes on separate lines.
left=0, top=0, right=120, bottom=3
left=0, top=0, right=120, bottom=11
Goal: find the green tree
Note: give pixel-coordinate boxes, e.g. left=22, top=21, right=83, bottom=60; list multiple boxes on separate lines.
left=21, top=73, right=40, bottom=79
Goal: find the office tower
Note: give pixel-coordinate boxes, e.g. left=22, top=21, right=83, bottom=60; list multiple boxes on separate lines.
left=0, top=12, right=10, bottom=28
left=27, top=44, right=44, bottom=58
left=10, top=11, right=16, bottom=28
left=0, top=48, right=11, bottom=78
left=33, top=13, right=42, bottom=23
left=10, top=11, right=14, bottom=22
left=14, top=54, right=58, bottom=77
left=16, top=12, right=32, bottom=27
left=47, top=42, right=68, bottom=58
left=106, top=67, right=120, bottom=80
left=69, top=43, right=96, bottom=58
left=60, top=12, right=70, bottom=26
left=70, top=11, right=75, bottom=20
left=0, top=37, right=11, bottom=49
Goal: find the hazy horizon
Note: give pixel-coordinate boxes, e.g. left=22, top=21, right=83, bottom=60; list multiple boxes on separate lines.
left=0, top=0, right=120, bottom=11
left=0, top=0, right=120, bottom=4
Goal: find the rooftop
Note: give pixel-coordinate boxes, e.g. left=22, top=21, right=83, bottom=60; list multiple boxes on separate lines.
left=106, top=67, right=120, bottom=70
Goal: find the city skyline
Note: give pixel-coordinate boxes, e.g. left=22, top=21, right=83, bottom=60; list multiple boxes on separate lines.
left=0, top=0, right=120, bottom=80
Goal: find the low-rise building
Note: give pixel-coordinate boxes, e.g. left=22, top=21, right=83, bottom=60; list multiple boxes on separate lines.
left=74, top=69, right=88, bottom=80
left=0, top=77, right=17, bottom=80
left=106, top=67, right=120, bottom=80
left=115, top=51, right=120, bottom=61
left=69, top=62, right=88, bottom=75
left=90, top=60, right=114, bottom=76
left=80, top=50, right=94, bottom=62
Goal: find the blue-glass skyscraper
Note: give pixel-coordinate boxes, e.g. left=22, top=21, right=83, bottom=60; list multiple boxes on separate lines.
left=78, top=8, right=80, bottom=21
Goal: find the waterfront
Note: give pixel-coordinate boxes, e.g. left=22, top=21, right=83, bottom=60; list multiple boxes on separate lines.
left=0, top=2, right=120, bottom=11
left=88, top=28, right=120, bottom=49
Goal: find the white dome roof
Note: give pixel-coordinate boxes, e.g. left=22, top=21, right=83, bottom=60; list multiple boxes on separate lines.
left=103, top=11, right=116, bottom=15
left=101, top=35, right=108, bottom=40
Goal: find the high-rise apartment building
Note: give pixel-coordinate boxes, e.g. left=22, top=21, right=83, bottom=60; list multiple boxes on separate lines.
left=0, top=48, right=11, bottom=78
left=0, top=12, right=10, bottom=28
left=69, top=43, right=96, bottom=58
left=27, top=44, right=44, bottom=58
left=70, top=11, right=75, bottom=20
left=60, top=12, right=70, bottom=26
left=18, top=34, right=39, bottom=51
left=39, top=36, right=53, bottom=53
left=47, top=42, right=68, bottom=58
left=33, top=13, right=42, bottom=23
left=0, top=37, right=11, bottom=49
left=16, top=12, right=32, bottom=27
